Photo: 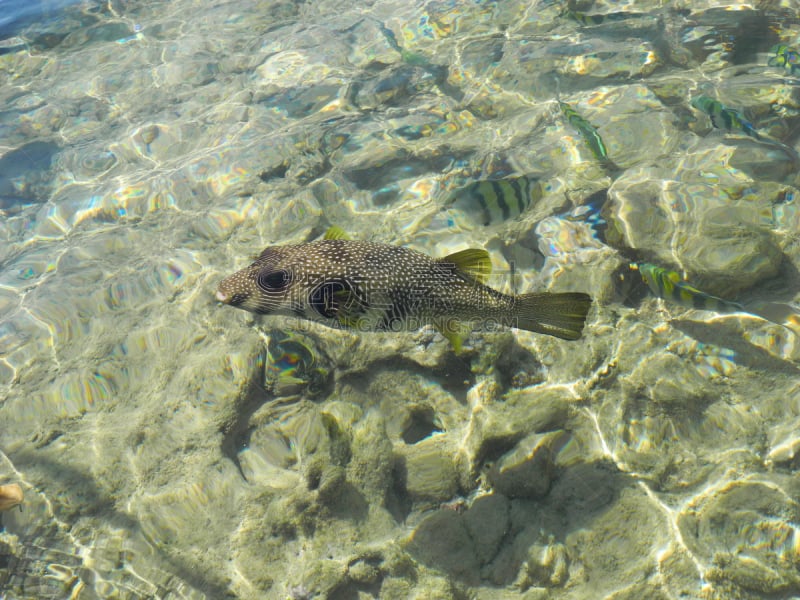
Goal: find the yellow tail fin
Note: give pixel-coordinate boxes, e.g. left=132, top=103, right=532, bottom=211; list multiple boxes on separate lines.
left=509, top=292, right=591, bottom=340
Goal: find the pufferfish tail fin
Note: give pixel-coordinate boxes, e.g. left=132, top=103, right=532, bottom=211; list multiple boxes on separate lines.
left=509, top=292, right=592, bottom=340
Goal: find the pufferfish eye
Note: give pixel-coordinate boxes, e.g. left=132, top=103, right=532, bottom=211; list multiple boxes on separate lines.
left=257, top=269, right=292, bottom=292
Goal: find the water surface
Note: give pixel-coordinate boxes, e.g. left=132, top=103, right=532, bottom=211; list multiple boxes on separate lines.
left=1, top=1, right=800, bottom=598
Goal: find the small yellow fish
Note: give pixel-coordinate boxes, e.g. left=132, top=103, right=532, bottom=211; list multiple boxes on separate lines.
left=691, top=96, right=760, bottom=140
left=768, top=44, right=800, bottom=75
left=631, top=263, right=743, bottom=312
left=558, top=101, right=617, bottom=170
left=632, top=263, right=800, bottom=332
left=217, top=228, right=592, bottom=351
left=563, top=7, right=648, bottom=26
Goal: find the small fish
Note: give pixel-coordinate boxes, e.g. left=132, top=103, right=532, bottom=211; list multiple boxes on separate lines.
left=690, top=95, right=760, bottom=140
left=377, top=20, right=429, bottom=67
left=767, top=44, right=800, bottom=75
left=558, top=101, right=615, bottom=168
left=353, top=66, right=433, bottom=109
left=564, top=9, right=643, bottom=26
left=394, top=123, right=435, bottom=141
left=564, top=9, right=606, bottom=25
left=631, top=263, right=800, bottom=331
left=447, top=176, right=543, bottom=226
left=217, top=227, right=592, bottom=351
left=563, top=188, right=609, bottom=242
left=630, top=262, right=743, bottom=313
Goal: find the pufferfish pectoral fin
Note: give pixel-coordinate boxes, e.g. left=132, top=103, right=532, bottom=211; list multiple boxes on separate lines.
left=333, top=287, right=371, bottom=328
left=439, top=248, right=492, bottom=284
left=310, top=279, right=354, bottom=319
left=433, top=318, right=472, bottom=353
left=309, top=277, right=371, bottom=328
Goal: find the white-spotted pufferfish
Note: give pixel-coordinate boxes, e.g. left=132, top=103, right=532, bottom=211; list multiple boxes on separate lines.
left=216, top=227, right=591, bottom=351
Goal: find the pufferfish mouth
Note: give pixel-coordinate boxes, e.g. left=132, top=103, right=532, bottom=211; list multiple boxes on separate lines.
left=215, top=288, right=249, bottom=306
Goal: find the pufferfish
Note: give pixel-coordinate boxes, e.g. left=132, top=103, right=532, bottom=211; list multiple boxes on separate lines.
left=216, top=227, right=592, bottom=351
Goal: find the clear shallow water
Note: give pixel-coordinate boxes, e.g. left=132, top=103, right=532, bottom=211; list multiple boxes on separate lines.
left=0, top=0, right=83, bottom=37
left=2, top=1, right=800, bottom=598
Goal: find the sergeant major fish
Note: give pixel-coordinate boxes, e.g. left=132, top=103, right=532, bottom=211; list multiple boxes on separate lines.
left=768, top=44, right=800, bottom=75
left=216, top=227, right=592, bottom=351
left=447, top=176, right=543, bottom=226
left=563, top=7, right=654, bottom=30
left=631, top=262, right=800, bottom=330
left=690, top=95, right=760, bottom=140
left=630, top=262, right=743, bottom=313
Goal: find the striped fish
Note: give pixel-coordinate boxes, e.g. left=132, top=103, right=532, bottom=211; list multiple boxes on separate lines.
left=691, top=96, right=760, bottom=140
left=558, top=101, right=615, bottom=168
left=448, top=176, right=543, bottom=226
left=565, top=9, right=608, bottom=25
left=631, top=263, right=743, bottom=312
left=768, top=44, right=800, bottom=75
left=563, top=188, right=609, bottom=242
left=564, top=9, right=646, bottom=26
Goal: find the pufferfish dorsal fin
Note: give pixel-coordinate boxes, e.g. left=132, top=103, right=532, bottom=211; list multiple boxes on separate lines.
left=440, top=248, right=492, bottom=284
left=324, top=226, right=351, bottom=240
